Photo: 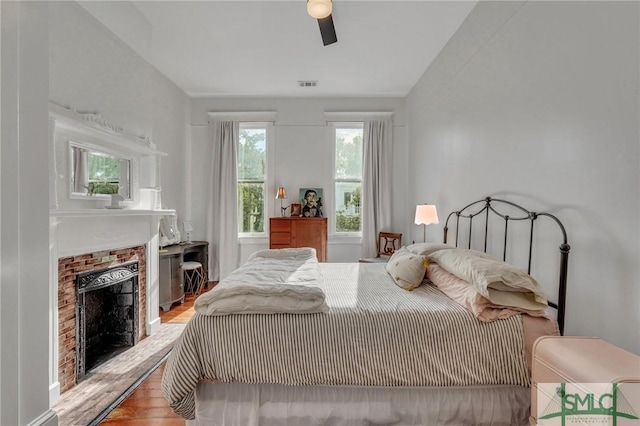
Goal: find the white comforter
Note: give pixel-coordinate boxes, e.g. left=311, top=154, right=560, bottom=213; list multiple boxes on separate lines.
left=194, top=248, right=328, bottom=315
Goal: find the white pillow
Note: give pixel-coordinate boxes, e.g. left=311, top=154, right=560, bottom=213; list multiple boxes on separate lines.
left=428, top=249, right=547, bottom=311
left=427, top=264, right=547, bottom=321
left=385, top=247, right=429, bottom=291
left=406, top=242, right=456, bottom=256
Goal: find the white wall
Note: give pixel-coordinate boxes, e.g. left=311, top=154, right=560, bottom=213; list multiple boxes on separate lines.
left=189, top=97, right=409, bottom=267
left=406, top=1, right=639, bottom=353
left=1, top=2, right=57, bottom=425
left=49, top=1, right=189, bottom=219
left=151, top=71, right=190, bottom=214
left=43, top=0, right=189, bottom=418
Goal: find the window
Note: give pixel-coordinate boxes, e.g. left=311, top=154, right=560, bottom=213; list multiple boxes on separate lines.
left=237, top=123, right=267, bottom=234
left=334, top=123, right=363, bottom=233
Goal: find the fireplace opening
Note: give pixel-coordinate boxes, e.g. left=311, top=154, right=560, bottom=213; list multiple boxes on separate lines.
left=76, top=261, right=139, bottom=381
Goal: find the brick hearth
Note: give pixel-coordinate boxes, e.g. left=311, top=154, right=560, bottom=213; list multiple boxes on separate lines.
left=57, top=245, right=147, bottom=394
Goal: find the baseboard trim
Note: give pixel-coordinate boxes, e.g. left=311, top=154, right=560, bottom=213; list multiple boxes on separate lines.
left=147, top=316, right=162, bottom=335
left=49, top=381, right=60, bottom=407
left=86, top=350, right=171, bottom=426
left=27, top=409, right=58, bottom=426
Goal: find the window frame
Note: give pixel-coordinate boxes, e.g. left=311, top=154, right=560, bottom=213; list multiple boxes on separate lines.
left=331, top=121, right=364, bottom=237
left=237, top=121, right=273, bottom=238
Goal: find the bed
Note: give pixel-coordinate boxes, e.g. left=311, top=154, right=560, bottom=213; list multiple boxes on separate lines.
left=162, top=197, right=570, bottom=425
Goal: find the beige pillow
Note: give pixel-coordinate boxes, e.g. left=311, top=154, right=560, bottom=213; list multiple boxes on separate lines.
left=385, top=247, right=429, bottom=291
left=428, top=249, right=547, bottom=311
left=406, top=242, right=456, bottom=256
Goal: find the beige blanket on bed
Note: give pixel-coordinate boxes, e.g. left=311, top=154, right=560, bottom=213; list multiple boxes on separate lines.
left=163, top=263, right=529, bottom=420
left=194, top=248, right=328, bottom=315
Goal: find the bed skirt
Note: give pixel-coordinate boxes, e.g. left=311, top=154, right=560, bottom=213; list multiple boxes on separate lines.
left=188, top=382, right=531, bottom=426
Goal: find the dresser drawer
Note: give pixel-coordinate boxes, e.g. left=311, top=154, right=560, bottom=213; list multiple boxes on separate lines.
left=270, top=219, right=291, bottom=233
left=270, top=244, right=290, bottom=250
left=270, top=232, right=291, bottom=245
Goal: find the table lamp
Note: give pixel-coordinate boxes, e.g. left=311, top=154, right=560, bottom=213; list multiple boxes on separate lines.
left=414, top=204, right=439, bottom=242
left=276, top=187, right=288, bottom=217
left=183, top=220, right=194, bottom=243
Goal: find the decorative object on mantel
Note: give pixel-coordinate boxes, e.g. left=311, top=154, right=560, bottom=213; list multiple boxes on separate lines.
left=276, top=187, right=288, bottom=217
left=72, top=109, right=124, bottom=135
left=105, top=193, right=125, bottom=209
left=50, top=102, right=160, bottom=152
left=414, top=204, right=439, bottom=242
left=136, top=135, right=157, bottom=150
left=72, top=109, right=159, bottom=148
left=139, top=188, right=163, bottom=210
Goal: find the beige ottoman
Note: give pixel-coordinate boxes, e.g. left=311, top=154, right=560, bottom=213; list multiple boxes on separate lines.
left=530, top=336, right=640, bottom=425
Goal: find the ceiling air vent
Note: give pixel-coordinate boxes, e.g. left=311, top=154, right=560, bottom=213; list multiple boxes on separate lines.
left=298, top=80, right=318, bottom=88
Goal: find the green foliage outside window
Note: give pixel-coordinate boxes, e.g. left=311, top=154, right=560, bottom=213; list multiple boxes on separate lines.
left=335, top=132, right=362, bottom=180
left=238, top=183, right=264, bottom=232
left=238, top=127, right=266, bottom=233
left=88, top=153, right=121, bottom=195
left=88, top=182, right=119, bottom=195
left=336, top=186, right=361, bottom=232
left=238, top=129, right=266, bottom=180
left=335, top=127, right=363, bottom=233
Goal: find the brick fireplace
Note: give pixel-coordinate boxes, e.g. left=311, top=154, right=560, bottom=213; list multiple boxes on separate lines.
left=57, top=245, right=147, bottom=393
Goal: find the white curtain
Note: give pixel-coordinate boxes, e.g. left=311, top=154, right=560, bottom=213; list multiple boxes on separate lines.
left=119, top=158, right=129, bottom=198
left=206, top=120, right=239, bottom=280
left=360, top=118, right=393, bottom=258
left=73, top=148, right=89, bottom=193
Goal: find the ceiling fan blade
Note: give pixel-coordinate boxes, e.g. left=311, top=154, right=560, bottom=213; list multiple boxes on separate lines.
left=318, top=14, right=337, bottom=46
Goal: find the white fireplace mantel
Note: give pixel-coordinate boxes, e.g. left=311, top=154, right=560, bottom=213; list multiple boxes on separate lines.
left=50, top=208, right=174, bottom=258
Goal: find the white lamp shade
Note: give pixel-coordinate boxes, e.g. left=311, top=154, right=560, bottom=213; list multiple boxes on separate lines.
left=414, top=205, right=439, bottom=225
left=307, top=0, right=332, bottom=19
left=275, top=187, right=287, bottom=199
left=183, top=220, right=194, bottom=233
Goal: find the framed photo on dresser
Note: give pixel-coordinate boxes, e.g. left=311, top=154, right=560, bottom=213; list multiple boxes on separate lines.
left=290, top=203, right=302, bottom=217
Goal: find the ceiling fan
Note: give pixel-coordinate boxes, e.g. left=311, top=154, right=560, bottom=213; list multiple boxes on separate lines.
left=307, top=0, right=337, bottom=46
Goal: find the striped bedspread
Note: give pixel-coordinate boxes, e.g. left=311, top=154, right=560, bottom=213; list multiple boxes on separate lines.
left=162, top=263, right=529, bottom=420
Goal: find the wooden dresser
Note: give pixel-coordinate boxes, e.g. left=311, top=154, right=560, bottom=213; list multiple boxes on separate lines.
left=269, top=217, right=327, bottom=262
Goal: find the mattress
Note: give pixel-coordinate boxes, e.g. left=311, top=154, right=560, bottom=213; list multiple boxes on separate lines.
left=163, top=262, right=557, bottom=420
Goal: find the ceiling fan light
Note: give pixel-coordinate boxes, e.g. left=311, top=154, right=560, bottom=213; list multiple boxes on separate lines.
left=307, top=0, right=332, bottom=20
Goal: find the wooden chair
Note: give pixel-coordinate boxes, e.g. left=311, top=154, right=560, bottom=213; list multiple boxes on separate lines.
left=359, top=232, right=403, bottom=263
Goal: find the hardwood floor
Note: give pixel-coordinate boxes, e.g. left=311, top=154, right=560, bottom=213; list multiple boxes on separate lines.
left=99, top=362, right=184, bottom=426
left=99, top=290, right=205, bottom=425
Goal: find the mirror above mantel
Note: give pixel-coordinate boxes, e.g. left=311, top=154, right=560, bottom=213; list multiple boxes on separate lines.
left=69, top=141, right=132, bottom=200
